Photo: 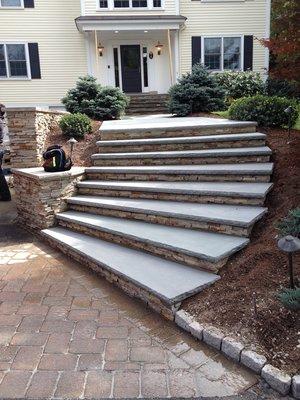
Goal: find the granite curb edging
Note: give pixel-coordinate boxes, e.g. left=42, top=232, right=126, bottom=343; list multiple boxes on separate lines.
left=174, top=309, right=299, bottom=398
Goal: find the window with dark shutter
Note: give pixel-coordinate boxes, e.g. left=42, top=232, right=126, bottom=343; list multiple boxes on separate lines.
left=243, top=35, right=253, bottom=71
left=28, top=43, right=41, bottom=79
left=192, top=36, right=201, bottom=66
left=24, top=0, right=34, bottom=7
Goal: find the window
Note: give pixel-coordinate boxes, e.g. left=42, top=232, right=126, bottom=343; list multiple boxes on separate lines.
left=142, top=47, right=148, bottom=88
left=100, top=0, right=162, bottom=9
left=204, top=36, right=241, bottom=71
left=113, top=48, right=120, bottom=88
left=0, top=43, right=28, bottom=78
left=0, top=0, right=22, bottom=6
left=99, top=0, right=108, bottom=7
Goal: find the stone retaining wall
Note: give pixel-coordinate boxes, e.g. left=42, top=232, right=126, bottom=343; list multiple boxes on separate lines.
left=12, top=167, right=85, bottom=231
left=6, top=107, right=66, bottom=168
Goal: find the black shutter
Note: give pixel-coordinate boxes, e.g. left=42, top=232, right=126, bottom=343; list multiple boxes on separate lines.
left=24, top=0, right=34, bottom=7
left=28, top=43, right=41, bottom=79
left=244, top=35, right=253, bottom=71
left=192, top=36, right=201, bottom=67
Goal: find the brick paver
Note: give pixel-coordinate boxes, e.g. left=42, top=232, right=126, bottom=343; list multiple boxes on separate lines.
left=0, top=201, right=287, bottom=399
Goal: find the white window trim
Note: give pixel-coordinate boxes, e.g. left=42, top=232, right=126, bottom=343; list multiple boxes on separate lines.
left=201, top=35, right=244, bottom=72
left=0, top=42, right=31, bottom=80
left=0, top=0, right=24, bottom=9
left=97, top=0, right=164, bottom=11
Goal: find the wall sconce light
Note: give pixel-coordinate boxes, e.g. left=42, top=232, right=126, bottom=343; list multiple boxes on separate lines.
left=98, top=43, right=104, bottom=57
left=155, top=41, right=163, bottom=55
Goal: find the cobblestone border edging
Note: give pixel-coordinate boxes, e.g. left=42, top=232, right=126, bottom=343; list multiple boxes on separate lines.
left=174, top=309, right=299, bottom=398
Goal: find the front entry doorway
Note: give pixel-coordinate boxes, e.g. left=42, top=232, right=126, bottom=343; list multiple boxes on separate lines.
left=120, top=45, right=142, bottom=93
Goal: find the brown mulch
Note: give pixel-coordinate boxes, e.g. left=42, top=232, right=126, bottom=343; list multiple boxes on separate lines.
left=44, top=120, right=102, bottom=167
left=183, top=127, right=300, bottom=374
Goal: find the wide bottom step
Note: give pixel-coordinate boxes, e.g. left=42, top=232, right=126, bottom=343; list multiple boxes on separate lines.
left=42, top=227, right=219, bottom=318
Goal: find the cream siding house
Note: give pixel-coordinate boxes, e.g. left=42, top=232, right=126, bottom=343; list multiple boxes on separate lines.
left=0, top=0, right=270, bottom=107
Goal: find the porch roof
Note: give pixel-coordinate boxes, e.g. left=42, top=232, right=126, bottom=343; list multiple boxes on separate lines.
left=75, top=15, right=187, bottom=32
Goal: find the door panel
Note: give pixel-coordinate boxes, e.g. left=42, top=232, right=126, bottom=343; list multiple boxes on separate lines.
left=121, top=45, right=142, bottom=93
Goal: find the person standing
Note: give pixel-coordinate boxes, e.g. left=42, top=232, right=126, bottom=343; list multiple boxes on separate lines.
left=0, top=104, right=11, bottom=201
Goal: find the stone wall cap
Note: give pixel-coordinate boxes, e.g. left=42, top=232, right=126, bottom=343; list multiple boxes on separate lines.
left=6, top=107, right=67, bottom=115
left=12, top=167, right=85, bottom=181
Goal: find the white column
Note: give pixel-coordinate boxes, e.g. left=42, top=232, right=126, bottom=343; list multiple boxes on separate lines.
left=173, top=30, right=180, bottom=82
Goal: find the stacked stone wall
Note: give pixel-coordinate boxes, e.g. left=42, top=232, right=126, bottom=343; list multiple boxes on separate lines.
left=12, top=168, right=85, bottom=230
left=6, top=108, right=66, bottom=168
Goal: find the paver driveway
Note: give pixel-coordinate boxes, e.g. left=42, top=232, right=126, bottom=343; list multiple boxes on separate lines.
left=0, top=199, right=286, bottom=399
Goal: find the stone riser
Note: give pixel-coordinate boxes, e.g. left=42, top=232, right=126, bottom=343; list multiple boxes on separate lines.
left=97, top=139, right=266, bottom=153
left=102, top=125, right=257, bottom=140
left=93, top=155, right=270, bottom=167
left=86, top=173, right=271, bottom=183
left=57, top=219, right=225, bottom=273
left=43, top=234, right=177, bottom=320
left=68, top=204, right=251, bottom=237
left=77, top=188, right=265, bottom=206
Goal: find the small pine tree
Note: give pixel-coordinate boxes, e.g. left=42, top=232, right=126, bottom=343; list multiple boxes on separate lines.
left=62, top=76, right=129, bottom=121
left=277, top=287, right=300, bottom=311
left=277, top=208, right=300, bottom=238
left=167, top=64, right=225, bottom=116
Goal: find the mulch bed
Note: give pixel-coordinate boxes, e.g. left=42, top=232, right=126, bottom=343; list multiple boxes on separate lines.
left=44, top=120, right=102, bottom=167
left=183, top=126, right=300, bottom=375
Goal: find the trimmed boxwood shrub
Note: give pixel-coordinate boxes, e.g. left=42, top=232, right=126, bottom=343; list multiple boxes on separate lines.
left=167, top=64, right=225, bottom=116
left=62, top=76, right=129, bottom=121
left=59, top=113, right=92, bottom=139
left=215, top=71, right=265, bottom=104
left=228, top=95, right=299, bottom=127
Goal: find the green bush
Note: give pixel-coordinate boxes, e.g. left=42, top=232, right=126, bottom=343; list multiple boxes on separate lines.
left=228, top=95, right=299, bottom=127
left=276, top=208, right=300, bottom=238
left=265, top=77, right=299, bottom=99
left=59, top=113, right=92, bottom=139
left=62, top=76, right=129, bottom=121
left=167, top=64, right=225, bottom=116
left=215, top=71, right=265, bottom=104
left=277, top=287, right=300, bottom=311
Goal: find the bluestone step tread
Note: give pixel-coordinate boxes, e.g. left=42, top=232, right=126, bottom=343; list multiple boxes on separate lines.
left=91, top=147, right=272, bottom=160
left=86, top=163, right=274, bottom=176
left=78, top=180, right=273, bottom=198
left=56, top=211, right=249, bottom=262
left=96, top=132, right=266, bottom=147
left=42, top=227, right=219, bottom=304
left=100, top=117, right=256, bottom=134
left=67, top=195, right=267, bottom=227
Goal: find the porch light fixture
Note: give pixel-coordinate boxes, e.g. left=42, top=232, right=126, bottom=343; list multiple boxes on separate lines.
left=97, top=43, right=104, bottom=57
left=277, top=235, right=300, bottom=289
left=155, top=41, right=163, bottom=55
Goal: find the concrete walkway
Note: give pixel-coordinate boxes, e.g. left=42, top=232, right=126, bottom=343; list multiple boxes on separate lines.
left=0, top=200, right=287, bottom=399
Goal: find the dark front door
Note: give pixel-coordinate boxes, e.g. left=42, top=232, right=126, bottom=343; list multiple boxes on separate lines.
left=120, top=45, right=142, bottom=93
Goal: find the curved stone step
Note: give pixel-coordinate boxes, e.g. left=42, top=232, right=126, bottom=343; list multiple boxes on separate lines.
left=67, top=195, right=267, bottom=236
left=100, top=117, right=257, bottom=140
left=85, top=163, right=274, bottom=182
left=77, top=180, right=273, bottom=206
left=91, top=147, right=272, bottom=167
left=56, top=210, right=249, bottom=272
left=96, top=132, right=266, bottom=153
left=42, top=227, right=220, bottom=310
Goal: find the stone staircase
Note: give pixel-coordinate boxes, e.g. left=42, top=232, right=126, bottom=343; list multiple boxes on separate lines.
left=126, top=94, right=169, bottom=115
left=42, top=117, right=273, bottom=319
